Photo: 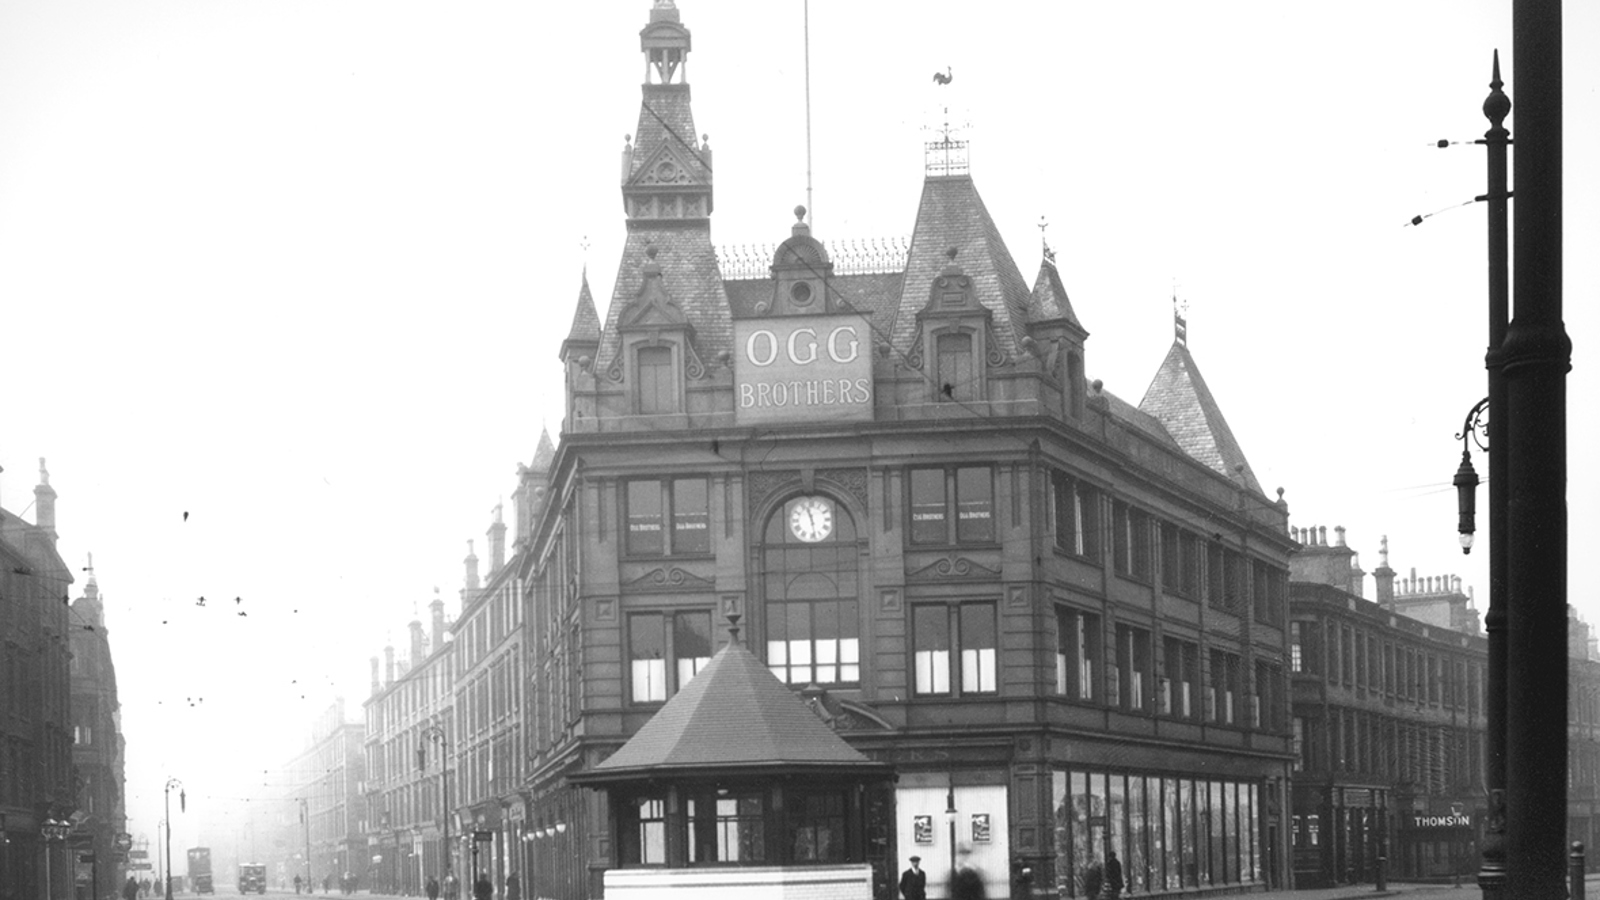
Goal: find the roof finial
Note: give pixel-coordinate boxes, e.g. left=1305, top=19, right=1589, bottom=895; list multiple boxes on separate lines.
left=1173, top=291, right=1189, bottom=347
left=1038, top=215, right=1056, bottom=266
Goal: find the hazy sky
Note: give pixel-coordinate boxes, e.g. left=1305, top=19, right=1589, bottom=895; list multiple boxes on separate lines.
left=2, top=0, right=1594, bottom=856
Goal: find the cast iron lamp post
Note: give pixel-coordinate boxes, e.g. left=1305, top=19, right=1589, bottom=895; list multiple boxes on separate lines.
left=41, top=817, right=69, bottom=900
left=419, top=722, right=451, bottom=892
left=163, top=779, right=184, bottom=900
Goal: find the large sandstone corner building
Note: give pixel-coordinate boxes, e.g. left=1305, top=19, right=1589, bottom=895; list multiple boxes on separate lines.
left=521, top=4, right=1296, bottom=898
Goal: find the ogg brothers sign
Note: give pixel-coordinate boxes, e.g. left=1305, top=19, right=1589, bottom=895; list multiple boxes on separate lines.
left=734, top=315, right=874, bottom=425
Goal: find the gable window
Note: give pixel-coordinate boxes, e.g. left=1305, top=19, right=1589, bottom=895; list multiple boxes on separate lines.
left=628, top=610, right=712, bottom=704
left=935, top=331, right=975, bottom=401
left=636, top=345, right=676, bottom=414
left=1051, top=470, right=1101, bottom=560
left=908, top=467, right=994, bottom=545
left=1055, top=606, right=1101, bottom=701
left=913, top=601, right=997, bottom=696
left=625, top=478, right=710, bottom=557
left=1112, top=501, right=1153, bottom=581
left=763, top=496, right=860, bottom=686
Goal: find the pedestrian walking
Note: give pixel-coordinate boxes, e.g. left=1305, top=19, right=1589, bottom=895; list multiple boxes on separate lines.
left=293, top=875, right=302, bottom=895
left=503, top=873, right=519, bottom=900
left=123, top=876, right=140, bottom=900
left=472, top=874, right=492, bottom=900
left=950, top=864, right=987, bottom=900
left=426, top=877, right=439, bottom=900
left=898, top=856, right=927, bottom=900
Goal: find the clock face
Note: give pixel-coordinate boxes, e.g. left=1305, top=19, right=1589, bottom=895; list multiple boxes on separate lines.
left=788, top=496, right=834, bottom=543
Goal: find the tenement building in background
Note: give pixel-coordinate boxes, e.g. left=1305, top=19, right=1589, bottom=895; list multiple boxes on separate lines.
left=69, top=558, right=128, bottom=900
left=276, top=699, right=365, bottom=891
left=0, top=461, right=77, bottom=900
left=363, top=592, right=456, bottom=894
left=517, top=4, right=1296, bottom=899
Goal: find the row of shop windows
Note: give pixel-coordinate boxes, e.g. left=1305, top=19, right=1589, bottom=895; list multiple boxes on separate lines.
left=620, top=474, right=1286, bottom=626
left=1054, top=770, right=1263, bottom=896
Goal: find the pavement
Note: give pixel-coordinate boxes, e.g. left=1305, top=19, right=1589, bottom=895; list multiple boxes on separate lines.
left=195, top=875, right=1600, bottom=900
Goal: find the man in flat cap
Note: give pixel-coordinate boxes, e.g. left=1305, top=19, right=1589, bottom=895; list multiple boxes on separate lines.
left=900, top=855, right=927, bottom=900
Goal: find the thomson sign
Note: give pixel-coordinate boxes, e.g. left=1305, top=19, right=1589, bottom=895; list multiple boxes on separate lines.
left=734, top=316, right=874, bottom=425
left=1411, top=813, right=1471, bottom=830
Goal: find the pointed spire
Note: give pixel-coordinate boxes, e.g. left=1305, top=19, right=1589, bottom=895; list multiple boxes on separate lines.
left=531, top=428, right=557, bottom=474
left=1138, top=336, right=1261, bottom=493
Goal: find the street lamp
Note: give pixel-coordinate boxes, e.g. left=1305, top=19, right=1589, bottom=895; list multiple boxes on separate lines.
left=418, top=722, right=451, bottom=891
left=1453, top=397, right=1487, bottom=553
left=41, top=817, right=69, bottom=900
left=164, top=779, right=184, bottom=900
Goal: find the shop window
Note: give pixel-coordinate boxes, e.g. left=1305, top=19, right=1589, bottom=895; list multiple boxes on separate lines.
left=908, top=466, right=994, bottom=544
left=625, top=477, right=710, bottom=557
left=628, top=610, right=712, bottom=704
left=763, top=496, right=860, bottom=686
left=914, top=602, right=997, bottom=695
left=1051, top=470, right=1101, bottom=560
left=935, top=331, right=975, bottom=401
left=635, top=345, right=676, bottom=414
left=1056, top=607, right=1101, bottom=701
left=1112, top=501, right=1153, bottom=581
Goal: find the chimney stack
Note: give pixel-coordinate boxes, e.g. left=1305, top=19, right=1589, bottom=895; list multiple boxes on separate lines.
left=488, top=502, right=507, bottom=574
left=462, top=540, right=481, bottom=607
left=1373, top=536, right=1396, bottom=609
left=384, top=641, right=395, bottom=685
left=409, top=618, right=425, bottom=666
left=430, top=588, right=446, bottom=651
left=370, top=656, right=381, bottom=696
left=34, top=458, right=57, bottom=543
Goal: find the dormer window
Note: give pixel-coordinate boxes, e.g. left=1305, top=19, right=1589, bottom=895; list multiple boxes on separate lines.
left=635, top=345, right=676, bottom=414
left=935, top=332, right=974, bottom=401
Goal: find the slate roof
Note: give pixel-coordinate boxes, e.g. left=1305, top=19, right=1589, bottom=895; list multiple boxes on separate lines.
left=723, top=271, right=904, bottom=330
left=1027, top=253, right=1084, bottom=331
left=576, top=634, right=884, bottom=782
left=530, top=428, right=556, bottom=474
left=1138, top=340, right=1263, bottom=492
left=630, top=84, right=707, bottom=183
left=889, top=175, right=1033, bottom=358
left=593, top=227, right=730, bottom=374
left=564, top=269, right=601, bottom=348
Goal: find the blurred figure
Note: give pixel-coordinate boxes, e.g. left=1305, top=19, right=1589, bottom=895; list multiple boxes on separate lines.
left=292, top=877, right=302, bottom=896
left=503, top=873, right=519, bottom=900
left=425, top=877, right=439, bottom=900
left=472, top=874, right=491, bottom=900
left=949, top=864, right=986, bottom=900
left=123, top=876, right=140, bottom=900
left=1104, top=851, right=1123, bottom=900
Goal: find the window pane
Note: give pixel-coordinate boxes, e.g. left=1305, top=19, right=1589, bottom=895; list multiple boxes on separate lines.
left=637, top=345, right=674, bottom=414
left=960, top=604, right=997, bottom=693
left=672, top=478, right=710, bottom=554
left=936, top=332, right=974, bottom=401
left=627, top=480, right=664, bottom=555
left=910, top=469, right=947, bottom=544
left=675, top=612, right=712, bottom=690
left=914, top=606, right=951, bottom=694
left=629, top=614, right=666, bottom=702
left=956, top=467, right=994, bottom=542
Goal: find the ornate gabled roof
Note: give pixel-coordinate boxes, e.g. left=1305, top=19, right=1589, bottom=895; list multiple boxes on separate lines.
left=1138, top=340, right=1263, bottom=493
left=561, top=269, right=602, bottom=357
left=889, top=175, right=1032, bottom=357
left=576, top=632, right=884, bottom=782
left=593, top=230, right=729, bottom=375
left=1027, top=249, right=1084, bottom=332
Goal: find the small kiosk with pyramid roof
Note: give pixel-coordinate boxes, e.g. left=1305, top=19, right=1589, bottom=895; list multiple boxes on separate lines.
left=570, top=616, right=894, bottom=899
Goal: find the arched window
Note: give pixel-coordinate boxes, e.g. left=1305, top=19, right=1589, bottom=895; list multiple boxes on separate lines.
left=762, top=495, right=860, bottom=685
left=636, top=345, right=675, bottom=414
